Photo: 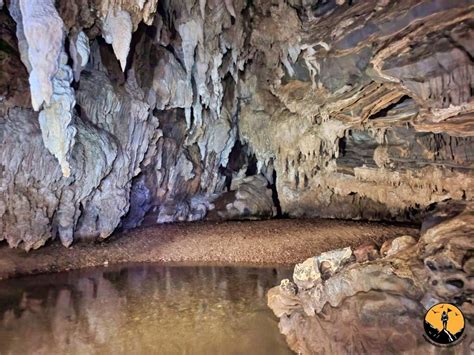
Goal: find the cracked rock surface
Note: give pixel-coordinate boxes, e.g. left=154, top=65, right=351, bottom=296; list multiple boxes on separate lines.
left=0, top=0, right=472, bottom=254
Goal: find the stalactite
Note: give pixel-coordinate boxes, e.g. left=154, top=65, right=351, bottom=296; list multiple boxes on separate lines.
left=0, top=0, right=472, bottom=250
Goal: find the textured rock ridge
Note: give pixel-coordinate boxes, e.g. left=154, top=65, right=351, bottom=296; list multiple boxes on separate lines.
left=0, top=0, right=473, bottom=249
left=268, top=202, right=473, bottom=354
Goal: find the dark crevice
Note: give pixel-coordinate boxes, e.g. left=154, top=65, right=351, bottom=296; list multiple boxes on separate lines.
left=74, top=103, right=82, bottom=118
left=96, top=36, right=125, bottom=85
left=245, top=154, right=258, bottom=176
left=127, top=22, right=156, bottom=74
left=369, top=95, right=413, bottom=120
left=220, top=140, right=245, bottom=191
left=446, top=279, right=464, bottom=289
left=270, top=168, right=282, bottom=217
left=164, top=43, right=185, bottom=69
left=338, top=136, right=347, bottom=156
left=219, top=140, right=256, bottom=191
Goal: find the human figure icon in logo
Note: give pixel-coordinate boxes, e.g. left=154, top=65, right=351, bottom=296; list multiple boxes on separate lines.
left=424, top=303, right=465, bottom=346
left=441, top=310, right=448, bottom=331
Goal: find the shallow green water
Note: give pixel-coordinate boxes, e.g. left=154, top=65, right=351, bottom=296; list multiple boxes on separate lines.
left=0, top=265, right=293, bottom=355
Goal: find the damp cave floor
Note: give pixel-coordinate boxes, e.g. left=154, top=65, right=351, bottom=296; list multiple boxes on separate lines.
left=0, top=218, right=419, bottom=279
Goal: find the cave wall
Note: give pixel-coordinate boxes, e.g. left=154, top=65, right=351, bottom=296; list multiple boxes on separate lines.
left=238, top=0, right=474, bottom=221
left=0, top=0, right=473, bottom=249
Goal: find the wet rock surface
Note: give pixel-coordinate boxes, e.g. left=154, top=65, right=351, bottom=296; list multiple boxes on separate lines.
left=268, top=202, right=473, bottom=354
left=0, top=0, right=472, bottom=249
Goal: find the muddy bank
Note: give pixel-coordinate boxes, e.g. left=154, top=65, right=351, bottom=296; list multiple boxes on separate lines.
left=0, top=219, right=418, bottom=280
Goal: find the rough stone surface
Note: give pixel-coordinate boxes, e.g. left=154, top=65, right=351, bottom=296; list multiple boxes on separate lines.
left=293, top=247, right=353, bottom=290
left=239, top=0, right=474, bottom=221
left=70, top=31, right=90, bottom=81
left=38, top=53, right=77, bottom=178
left=101, top=8, right=132, bottom=71
left=380, top=234, right=417, bottom=257
left=217, top=175, right=275, bottom=220
left=0, top=0, right=472, bottom=252
left=18, top=0, right=64, bottom=110
left=268, top=202, right=473, bottom=354
left=353, top=242, right=380, bottom=263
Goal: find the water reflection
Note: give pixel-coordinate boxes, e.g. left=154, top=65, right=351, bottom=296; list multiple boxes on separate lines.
left=0, top=265, right=293, bottom=355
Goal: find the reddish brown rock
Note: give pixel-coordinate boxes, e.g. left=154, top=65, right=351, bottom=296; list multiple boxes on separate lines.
left=353, top=243, right=380, bottom=263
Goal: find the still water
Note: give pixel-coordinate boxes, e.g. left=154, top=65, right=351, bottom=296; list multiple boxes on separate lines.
left=0, top=265, right=293, bottom=355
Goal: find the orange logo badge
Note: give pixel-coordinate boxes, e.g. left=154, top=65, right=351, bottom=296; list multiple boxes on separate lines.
left=424, top=303, right=465, bottom=346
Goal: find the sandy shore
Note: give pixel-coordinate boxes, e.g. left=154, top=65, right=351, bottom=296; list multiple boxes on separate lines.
left=0, top=219, right=418, bottom=279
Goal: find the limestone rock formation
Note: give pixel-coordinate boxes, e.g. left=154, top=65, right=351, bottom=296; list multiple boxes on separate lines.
left=18, top=0, right=64, bottom=111
left=216, top=175, right=276, bottom=220
left=11, top=0, right=77, bottom=177
left=268, top=202, right=473, bottom=354
left=0, top=0, right=473, bottom=249
left=101, top=8, right=132, bottom=71
left=239, top=0, right=474, bottom=221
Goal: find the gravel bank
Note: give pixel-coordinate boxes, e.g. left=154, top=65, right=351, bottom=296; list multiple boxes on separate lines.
left=0, top=219, right=419, bottom=279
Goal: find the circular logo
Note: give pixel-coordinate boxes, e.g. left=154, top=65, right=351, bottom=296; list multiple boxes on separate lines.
left=424, top=303, right=465, bottom=346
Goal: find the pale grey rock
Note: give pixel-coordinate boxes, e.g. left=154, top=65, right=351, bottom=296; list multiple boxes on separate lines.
left=10, top=0, right=77, bottom=178
left=280, top=279, right=298, bottom=296
left=178, top=18, right=203, bottom=79
left=293, top=247, right=352, bottom=290
left=38, top=53, right=77, bottom=177
left=152, top=47, right=193, bottom=111
left=70, top=31, right=90, bottom=81
left=217, top=175, right=275, bottom=220
left=224, top=0, right=236, bottom=17
left=76, top=32, right=90, bottom=67
left=381, top=235, right=417, bottom=257
left=317, top=247, right=353, bottom=276
left=19, top=0, right=64, bottom=110
left=96, top=0, right=158, bottom=26
left=102, top=9, right=133, bottom=72
left=74, top=70, right=157, bottom=240
left=269, top=280, right=301, bottom=318
left=293, top=257, right=320, bottom=290
left=0, top=66, right=157, bottom=248
left=0, top=108, right=63, bottom=250
left=199, top=0, right=206, bottom=18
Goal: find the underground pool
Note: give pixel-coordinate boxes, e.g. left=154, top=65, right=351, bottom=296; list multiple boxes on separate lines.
left=0, top=265, right=293, bottom=355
